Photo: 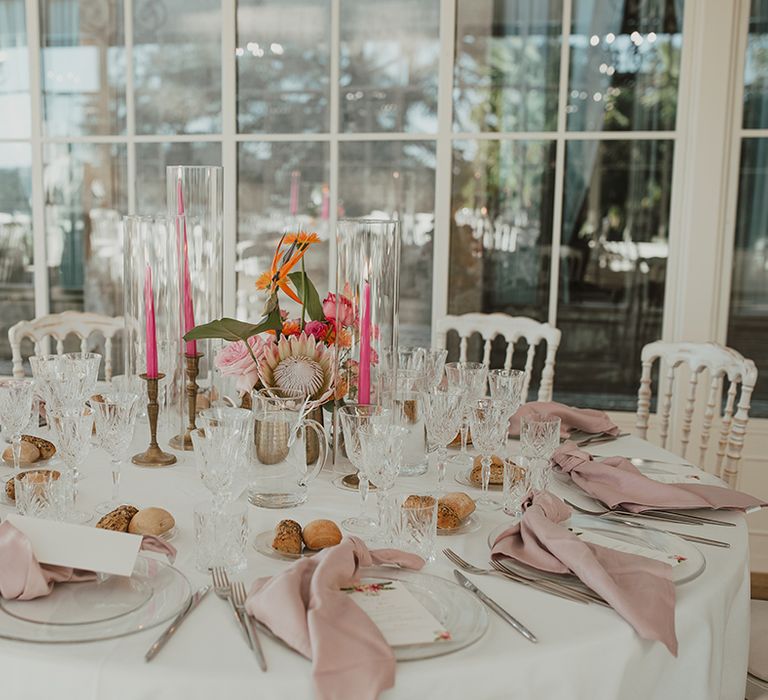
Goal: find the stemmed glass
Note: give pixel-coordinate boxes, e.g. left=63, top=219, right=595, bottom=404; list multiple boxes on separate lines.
left=445, top=361, right=488, bottom=466
left=0, top=378, right=36, bottom=473
left=421, top=348, right=448, bottom=390
left=92, top=392, right=140, bottom=513
left=468, top=397, right=509, bottom=510
left=358, top=419, right=406, bottom=544
left=488, top=368, right=526, bottom=455
left=30, top=353, right=101, bottom=417
left=50, top=406, right=94, bottom=523
left=521, top=414, right=562, bottom=492
left=422, top=388, right=465, bottom=489
left=338, top=404, right=389, bottom=534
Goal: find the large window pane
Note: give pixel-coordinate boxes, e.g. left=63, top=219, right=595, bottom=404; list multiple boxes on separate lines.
left=744, top=0, right=768, bottom=129
left=453, top=0, right=562, bottom=133
left=340, top=0, right=439, bottom=133
left=339, top=140, right=435, bottom=345
left=568, top=0, right=684, bottom=132
left=556, top=139, right=674, bottom=408
left=237, top=0, right=330, bottom=133
left=40, top=0, right=125, bottom=137
left=136, top=142, right=221, bottom=212
left=237, top=142, right=330, bottom=320
left=0, top=143, right=34, bottom=374
left=133, top=0, right=221, bottom=134
left=44, top=143, right=127, bottom=326
left=0, top=0, right=30, bottom=139
left=727, top=138, right=768, bottom=415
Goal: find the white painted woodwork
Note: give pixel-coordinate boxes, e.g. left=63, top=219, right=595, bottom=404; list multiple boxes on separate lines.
left=435, top=313, right=561, bottom=401
left=8, top=311, right=124, bottom=380
left=635, top=341, right=757, bottom=487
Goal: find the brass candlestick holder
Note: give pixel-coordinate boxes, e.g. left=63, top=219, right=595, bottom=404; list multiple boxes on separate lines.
left=133, top=373, right=177, bottom=467
left=169, top=353, right=203, bottom=451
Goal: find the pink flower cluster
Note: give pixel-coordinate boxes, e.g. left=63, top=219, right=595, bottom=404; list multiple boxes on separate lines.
left=214, top=335, right=272, bottom=393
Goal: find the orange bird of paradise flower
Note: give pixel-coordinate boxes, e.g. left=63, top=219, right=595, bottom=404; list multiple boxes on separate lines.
left=255, top=231, right=320, bottom=303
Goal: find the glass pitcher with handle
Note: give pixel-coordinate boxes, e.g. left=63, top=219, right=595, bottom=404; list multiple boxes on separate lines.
left=248, top=388, right=328, bottom=508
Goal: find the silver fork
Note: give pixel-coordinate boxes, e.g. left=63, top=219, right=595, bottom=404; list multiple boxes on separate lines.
left=211, top=567, right=252, bottom=647
left=231, top=581, right=268, bottom=672
left=443, top=548, right=601, bottom=606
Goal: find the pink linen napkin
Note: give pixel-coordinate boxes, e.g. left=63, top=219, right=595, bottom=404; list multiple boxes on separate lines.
left=553, top=442, right=766, bottom=513
left=509, top=401, right=620, bottom=439
left=245, top=536, right=425, bottom=700
left=491, top=492, right=677, bottom=654
left=0, top=521, right=176, bottom=600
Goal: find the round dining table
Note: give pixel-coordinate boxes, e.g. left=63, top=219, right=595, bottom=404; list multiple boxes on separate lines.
left=0, top=431, right=750, bottom=700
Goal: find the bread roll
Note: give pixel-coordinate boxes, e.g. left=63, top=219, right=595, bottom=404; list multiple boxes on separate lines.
left=302, top=519, right=342, bottom=550
left=96, top=505, right=139, bottom=532
left=403, top=494, right=436, bottom=510
left=272, top=519, right=302, bottom=555
left=2, top=441, right=40, bottom=466
left=438, top=492, right=476, bottom=521
left=128, top=507, right=175, bottom=536
left=470, top=454, right=505, bottom=485
left=436, top=503, right=461, bottom=530
left=22, top=435, right=56, bottom=460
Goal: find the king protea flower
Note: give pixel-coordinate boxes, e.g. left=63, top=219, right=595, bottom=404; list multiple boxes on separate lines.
left=258, top=332, right=335, bottom=404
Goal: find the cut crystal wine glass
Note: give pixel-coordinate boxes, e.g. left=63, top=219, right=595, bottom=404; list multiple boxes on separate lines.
left=50, top=406, right=94, bottom=523
left=422, top=387, right=465, bottom=489
left=520, top=414, right=561, bottom=492
left=445, top=362, right=488, bottom=466
left=0, top=378, right=36, bottom=473
left=468, top=397, right=508, bottom=510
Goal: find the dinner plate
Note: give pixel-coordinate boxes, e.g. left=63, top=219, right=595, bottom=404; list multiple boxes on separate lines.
left=437, top=512, right=482, bottom=536
left=253, top=529, right=321, bottom=561
left=0, top=555, right=191, bottom=643
left=360, top=566, right=488, bottom=661
left=487, top=514, right=705, bottom=585
left=454, top=469, right=503, bottom=491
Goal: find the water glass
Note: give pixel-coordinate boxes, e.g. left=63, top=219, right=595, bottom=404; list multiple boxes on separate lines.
left=468, top=398, right=509, bottom=510
left=422, top=388, right=464, bottom=488
left=30, top=353, right=101, bottom=417
left=193, top=500, right=249, bottom=573
left=50, top=406, right=94, bottom=523
left=503, top=458, right=530, bottom=518
left=0, top=378, right=36, bottom=473
left=192, top=423, right=251, bottom=508
left=381, top=389, right=427, bottom=476
left=488, top=369, right=526, bottom=418
left=14, top=470, right=65, bottom=520
left=520, top=415, right=561, bottom=492
left=421, top=348, right=448, bottom=390
left=445, top=362, right=488, bottom=466
left=395, top=492, right=438, bottom=562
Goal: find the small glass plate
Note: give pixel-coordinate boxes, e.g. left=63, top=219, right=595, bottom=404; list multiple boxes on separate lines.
left=0, top=555, right=191, bottom=643
left=360, top=566, right=488, bottom=661
left=253, top=529, right=320, bottom=561
left=437, top=512, right=481, bottom=536
left=487, top=514, right=706, bottom=585
left=159, top=526, right=177, bottom=542
left=332, top=474, right=377, bottom=492
left=454, top=469, right=503, bottom=491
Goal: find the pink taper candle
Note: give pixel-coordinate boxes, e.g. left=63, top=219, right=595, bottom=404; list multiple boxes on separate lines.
left=177, top=176, right=197, bottom=356
left=144, top=265, right=159, bottom=378
left=358, top=281, right=371, bottom=403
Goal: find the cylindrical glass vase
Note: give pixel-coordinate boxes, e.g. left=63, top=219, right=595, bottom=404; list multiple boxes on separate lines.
left=167, top=166, right=224, bottom=450
left=123, top=215, right=181, bottom=437
left=333, top=218, right=400, bottom=466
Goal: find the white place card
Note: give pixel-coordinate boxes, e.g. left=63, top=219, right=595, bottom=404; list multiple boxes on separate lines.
left=569, top=527, right=686, bottom=567
left=6, top=514, right=143, bottom=577
left=345, top=580, right=450, bottom=647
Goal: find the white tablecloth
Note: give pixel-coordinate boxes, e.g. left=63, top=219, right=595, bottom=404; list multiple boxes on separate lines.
left=0, top=434, right=750, bottom=700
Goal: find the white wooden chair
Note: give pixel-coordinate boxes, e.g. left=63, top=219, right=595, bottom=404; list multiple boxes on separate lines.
left=635, top=341, right=758, bottom=487
left=9, top=311, right=124, bottom=381
left=435, top=313, right=562, bottom=401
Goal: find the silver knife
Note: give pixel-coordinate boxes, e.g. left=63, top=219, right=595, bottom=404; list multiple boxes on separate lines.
left=145, top=585, right=211, bottom=662
left=453, top=570, right=537, bottom=643
left=602, top=516, right=731, bottom=548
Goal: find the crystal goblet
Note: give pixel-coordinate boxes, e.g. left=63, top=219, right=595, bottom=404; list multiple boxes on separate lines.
left=50, top=406, right=94, bottom=523
left=0, top=378, right=36, bottom=473
left=422, top=387, right=465, bottom=489
left=445, top=361, right=488, bottom=466
left=468, top=397, right=508, bottom=510
left=520, top=414, right=561, bottom=492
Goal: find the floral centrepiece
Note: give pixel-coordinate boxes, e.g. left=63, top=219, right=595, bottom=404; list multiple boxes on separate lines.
left=259, top=333, right=334, bottom=403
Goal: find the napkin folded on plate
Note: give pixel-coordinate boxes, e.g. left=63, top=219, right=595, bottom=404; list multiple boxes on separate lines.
left=491, top=491, right=678, bottom=654
left=553, top=442, right=766, bottom=513
left=0, top=520, right=176, bottom=601
left=509, top=401, right=620, bottom=439
left=245, top=536, right=424, bottom=700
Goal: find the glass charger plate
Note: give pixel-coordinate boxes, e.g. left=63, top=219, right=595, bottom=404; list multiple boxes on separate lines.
left=454, top=469, right=503, bottom=491
left=253, top=529, right=321, bottom=561
left=0, top=555, right=191, bottom=643
left=487, top=514, right=705, bottom=585
left=437, top=512, right=482, bottom=536
left=360, top=566, right=488, bottom=661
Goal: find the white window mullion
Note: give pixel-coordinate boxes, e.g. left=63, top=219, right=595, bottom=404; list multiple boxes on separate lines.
left=221, top=0, right=237, bottom=318
left=25, top=0, right=49, bottom=320
left=430, top=0, right=456, bottom=344
left=548, top=0, right=572, bottom=327
left=125, top=0, right=136, bottom=215
left=328, top=0, right=340, bottom=289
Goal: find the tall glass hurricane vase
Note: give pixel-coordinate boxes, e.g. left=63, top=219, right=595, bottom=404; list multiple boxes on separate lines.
left=123, top=215, right=180, bottom=443
left=167, top=166, right=224, bottom=452
left=333, top=218, right=400, bottom=466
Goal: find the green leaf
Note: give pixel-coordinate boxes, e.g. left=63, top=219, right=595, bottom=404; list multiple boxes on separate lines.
left=184, top=310, right=282, bottom=343
left=287, top=271, right=325, bottom=322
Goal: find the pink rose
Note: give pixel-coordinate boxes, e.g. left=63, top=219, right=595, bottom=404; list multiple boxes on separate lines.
left=215, top=336, right=271, bottom=393
left=322, top=292, right=355, bottom=327
left=304, top=320, right=329, bottom=342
